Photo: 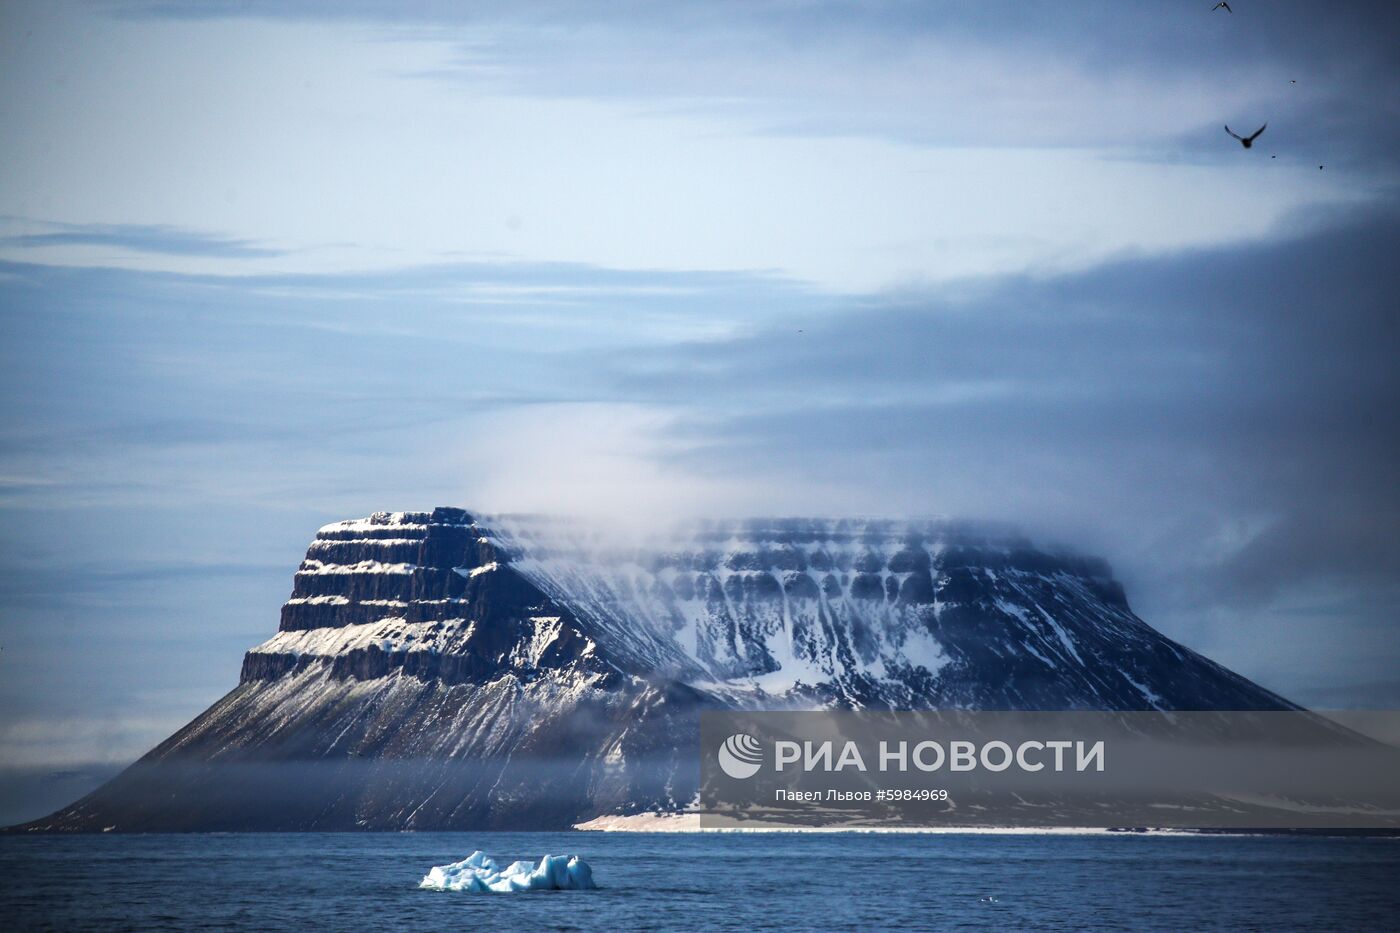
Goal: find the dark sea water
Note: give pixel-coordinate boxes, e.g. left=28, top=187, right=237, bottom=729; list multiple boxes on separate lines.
left=3, top=832, right=1398, bottom=932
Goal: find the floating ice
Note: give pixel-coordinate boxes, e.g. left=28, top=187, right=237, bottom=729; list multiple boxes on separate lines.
left=419, top=850, right=597, bottom=892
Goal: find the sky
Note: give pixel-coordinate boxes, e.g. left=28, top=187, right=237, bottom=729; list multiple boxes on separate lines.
left=1, top=0, right=1398, bottom=820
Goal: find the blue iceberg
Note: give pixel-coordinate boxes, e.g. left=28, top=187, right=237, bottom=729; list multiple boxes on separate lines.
left=419, top=850, right=597, bottom=892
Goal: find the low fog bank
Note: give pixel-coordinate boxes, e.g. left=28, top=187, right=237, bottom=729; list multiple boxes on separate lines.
left=0, top=764, right=125, bottom=828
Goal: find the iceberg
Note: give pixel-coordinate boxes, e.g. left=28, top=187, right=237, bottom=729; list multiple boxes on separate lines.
left=419, top=850, right=597, bottom=892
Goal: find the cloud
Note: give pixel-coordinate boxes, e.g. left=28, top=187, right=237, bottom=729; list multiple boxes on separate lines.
left=4, top=4, right=1384, bottom=291
left=542, top=204, right=1399, bottom=700
left=605, top=204, right=1400, bottom=561
left=459, top=402, right=750, bottom=526
left=3, top=205, right=1398, bottom=717
left=0, top=220, right=285, bottom=258
left=104, top=0, right=1400, bottom=165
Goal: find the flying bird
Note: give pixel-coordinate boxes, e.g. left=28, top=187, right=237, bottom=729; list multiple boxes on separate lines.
left=1225, top=124, right=1266, bottom=148
left=1213, top=1, right=1231, bottom=11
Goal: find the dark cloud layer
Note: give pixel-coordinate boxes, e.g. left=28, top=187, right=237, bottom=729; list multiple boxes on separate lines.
left=612, top=207, right=1400, bottom=609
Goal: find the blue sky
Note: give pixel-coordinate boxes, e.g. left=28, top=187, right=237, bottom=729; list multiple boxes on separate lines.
left=1, top=1, right=1398, bottom=813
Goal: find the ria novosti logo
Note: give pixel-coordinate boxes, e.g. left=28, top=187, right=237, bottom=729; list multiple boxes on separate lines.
left=717, top=733, right=764, bottom=779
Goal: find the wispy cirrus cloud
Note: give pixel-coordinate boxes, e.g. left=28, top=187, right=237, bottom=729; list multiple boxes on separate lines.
left=103, top=0, right=1400, bottom=164
left=0, top=219, right=285, bottom=258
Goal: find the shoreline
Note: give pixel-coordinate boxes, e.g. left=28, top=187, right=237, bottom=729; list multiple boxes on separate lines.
left=575, top=812, right=1233, bottom=835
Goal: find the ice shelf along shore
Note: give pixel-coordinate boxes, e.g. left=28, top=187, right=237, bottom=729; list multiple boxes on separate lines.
left=419, top=851, right=597, bottom=892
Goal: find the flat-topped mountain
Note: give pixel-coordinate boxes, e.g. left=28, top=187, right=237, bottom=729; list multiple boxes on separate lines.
left=13, top=507, right=1294, bottom=832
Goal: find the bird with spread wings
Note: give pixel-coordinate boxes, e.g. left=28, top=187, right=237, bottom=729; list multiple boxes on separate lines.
left=1225, top=124, right=1266, bottom=148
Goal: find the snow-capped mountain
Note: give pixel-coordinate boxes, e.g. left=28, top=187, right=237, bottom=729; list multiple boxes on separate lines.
left=16, top=507, right=1295, bottom=832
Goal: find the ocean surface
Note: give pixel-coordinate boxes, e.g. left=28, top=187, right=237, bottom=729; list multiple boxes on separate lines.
left=3, top=831, right=1398, bottom=931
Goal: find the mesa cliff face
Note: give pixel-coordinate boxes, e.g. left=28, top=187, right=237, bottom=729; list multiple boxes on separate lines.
left=16, top=507, right=1295, bottom=832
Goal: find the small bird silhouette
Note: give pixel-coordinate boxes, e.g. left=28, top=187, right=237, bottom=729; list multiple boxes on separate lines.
left=1225, top=124, right=1266, bottom=148
left=1213, top=1, right=1231, bottom=11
